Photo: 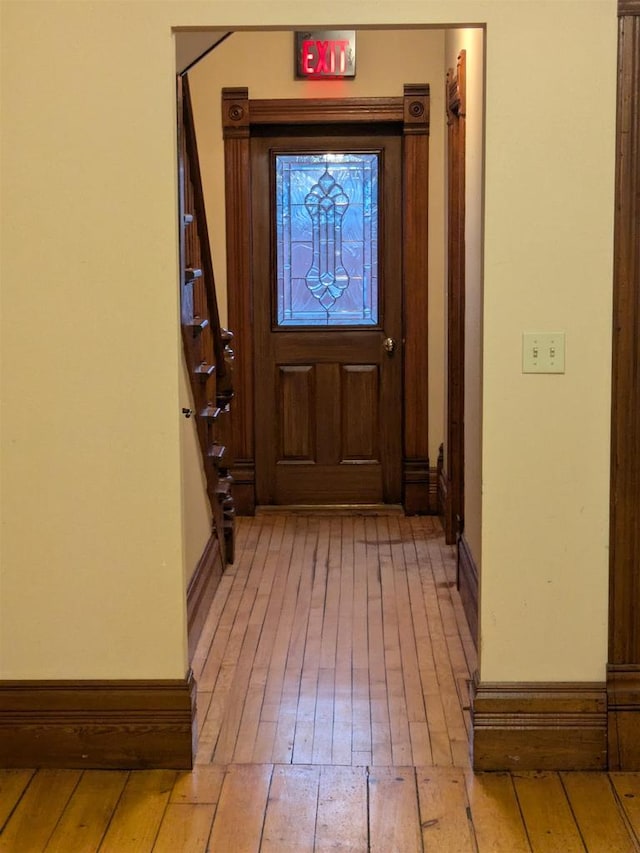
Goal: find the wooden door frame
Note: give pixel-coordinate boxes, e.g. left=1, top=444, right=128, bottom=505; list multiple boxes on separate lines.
left=222, top=85, right=431, bottom=514
left=444, top=50, right=466, bottom=547
left=608, top=0, right=640, bottom=769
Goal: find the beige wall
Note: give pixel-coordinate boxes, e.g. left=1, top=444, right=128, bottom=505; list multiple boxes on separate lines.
left=444, top=29, right=484, bottom=573
left=1, top=1, right=188, bottom=679
left=188, top=29, right=447, bottom=465
left=0, top=1, right=617, bottom=685
left=478, top=3, right=615, bottom=681
left=175, top=30, right=228, bottom=74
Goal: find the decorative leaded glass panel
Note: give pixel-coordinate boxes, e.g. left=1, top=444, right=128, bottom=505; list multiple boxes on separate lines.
left=275, top=153, right=379, bottom=326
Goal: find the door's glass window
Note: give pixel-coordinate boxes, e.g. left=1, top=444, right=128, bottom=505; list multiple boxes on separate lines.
left=275, top=153, right=379, bottom=326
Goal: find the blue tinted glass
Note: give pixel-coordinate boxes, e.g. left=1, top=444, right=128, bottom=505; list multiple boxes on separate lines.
left=275, top=153, right=379, bottom=326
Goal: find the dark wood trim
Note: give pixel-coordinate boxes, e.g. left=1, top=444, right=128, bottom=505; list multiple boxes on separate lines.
left=402, top=85, right=431, bottom=514
left=403, top=460, right=430, bottom=515
left=402, top=464, right=439, bottom=515
left=608, top=10, right=640, bottom=767
left=249, top=96, right=404, bottom=126
left=608, top=665, right=640, bottom=768
left=428, top=466, right=439, bottom=514
left=221, top=87, right=250, bottom=137
left=444, top=51, right=466, bottom=546
left=619, top=0, right=640, bottom=14
left=229, top=462, right=256, bottom=516
left=457, top=534, right=478, bottom=648
left=0, top=673, right=196, bottom=769
left=610, top=3, right=640, bottom=666
left=437, top=443, right=447, bottom=518
left=222, top=89, right=254, bottom=517
left=472, top=678, right=608, bottom=770
left=187, top=532, right=224, bottom=660
left=223, top=86, right=430, bottom=515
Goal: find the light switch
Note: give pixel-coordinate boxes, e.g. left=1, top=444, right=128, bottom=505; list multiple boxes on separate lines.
left=522, top=332, right=565, bottom=374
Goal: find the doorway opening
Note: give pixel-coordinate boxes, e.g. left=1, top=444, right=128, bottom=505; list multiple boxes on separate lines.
left=222, top=87, right=432, bottom=514
left=177, top=27, right=483, bottom=535
left=176, top=24, right=486, bottom=764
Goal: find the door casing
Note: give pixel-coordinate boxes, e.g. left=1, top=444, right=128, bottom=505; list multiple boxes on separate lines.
left=222, top=86, right=431, bottom=514
left=607, top=1, right=640, bottom=769
left=444, top=50, right=466, bottom=548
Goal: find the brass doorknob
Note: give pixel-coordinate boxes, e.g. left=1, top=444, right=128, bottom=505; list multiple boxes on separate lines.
left=383, top=337, right=396, bottom=353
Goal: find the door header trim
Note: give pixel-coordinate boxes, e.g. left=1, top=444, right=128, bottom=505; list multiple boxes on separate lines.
left=222, top=87, right=430, bottom=136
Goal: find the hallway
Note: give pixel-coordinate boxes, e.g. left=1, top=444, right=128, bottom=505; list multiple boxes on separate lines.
left=2, top=515, right=640, bottom=851
left=194, top=513, right=474, bottom=768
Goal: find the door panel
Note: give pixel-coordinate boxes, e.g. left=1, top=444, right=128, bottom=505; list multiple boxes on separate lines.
left=341, top=365, right=379, bottom=461
left=253, top=129, right=402, bottom=506
left=278, top=366, right=314, bottom=460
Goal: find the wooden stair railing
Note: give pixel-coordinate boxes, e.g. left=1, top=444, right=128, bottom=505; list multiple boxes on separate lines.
left=178, top=72, right=235, bottom=566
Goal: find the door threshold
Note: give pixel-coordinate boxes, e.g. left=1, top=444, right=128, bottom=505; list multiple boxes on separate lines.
left=255, top=504, right=405, bottom=516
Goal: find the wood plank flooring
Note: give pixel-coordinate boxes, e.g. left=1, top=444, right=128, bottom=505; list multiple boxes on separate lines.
left=194, top=514, right=475, bottom=769
left=2, top=514, right=640, bottom=851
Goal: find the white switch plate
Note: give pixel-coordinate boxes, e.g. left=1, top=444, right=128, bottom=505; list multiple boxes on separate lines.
left=522, top=332, right=565, bottom=374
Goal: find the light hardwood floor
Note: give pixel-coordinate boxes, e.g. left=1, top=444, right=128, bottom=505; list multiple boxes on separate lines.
left=2, top=514, right=640, bottom=851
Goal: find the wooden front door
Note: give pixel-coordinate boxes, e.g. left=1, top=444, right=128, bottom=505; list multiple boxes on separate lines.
left=222, top=87, right=430, bottom=515
left=252, top=129, right=403, bottom=505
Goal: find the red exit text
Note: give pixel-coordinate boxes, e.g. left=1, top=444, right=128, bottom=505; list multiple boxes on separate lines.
left=295, top=31, right=356, bottom=79
left=302, top=40, right=350, bottom=76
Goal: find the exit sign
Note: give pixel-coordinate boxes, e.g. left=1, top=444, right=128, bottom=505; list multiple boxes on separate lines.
left=295, top=31, right=356, bottom=79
